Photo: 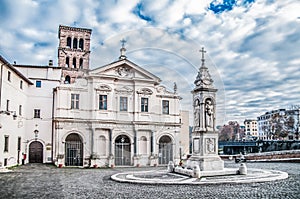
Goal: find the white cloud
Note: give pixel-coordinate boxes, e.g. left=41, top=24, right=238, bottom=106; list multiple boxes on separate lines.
left=0, top=0, right=300, bottom=125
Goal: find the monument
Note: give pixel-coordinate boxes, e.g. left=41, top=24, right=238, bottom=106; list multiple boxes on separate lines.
left=188, top=47, right=224, bottom=171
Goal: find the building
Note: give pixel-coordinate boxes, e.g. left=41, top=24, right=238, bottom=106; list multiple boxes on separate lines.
left=0, top=25, right=189, bottom=168
left=244, top=119, right=258, bottom=140
left=257, top=109, right=300, bottom=140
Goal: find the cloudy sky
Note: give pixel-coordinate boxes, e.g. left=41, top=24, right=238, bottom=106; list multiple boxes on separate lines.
left=1, top=0, right=300, bottom=126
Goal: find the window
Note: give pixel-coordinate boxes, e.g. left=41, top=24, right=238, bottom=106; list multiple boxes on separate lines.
left=7, top=71, right=11, bottom=81
left=71, top=94, right=80, bottom=109
left=120, top=97, right=128, bottom=111
left=141, top=98, right=148, bottom=112
left=20, top=80, right=23, bottom=89
left=66, top=57, right=70, bottom=67
left=34, top=109, right=41, bottom=118
left=73, top=57, right=76, bottom=68
left=99, top=95, right=107, bottom=110
left=65, top=75, right=71, bottom=84
left=73, top=38, right=78, bottom=49
left=79, top=58, right=83, bottom=69
left=67, top=37, right=72, bottom=48
left=79, top=38, right=84, bottom=50
left=36, top=80, right=41, bottom=88
left=17, top=137, right=21, bottom=151
left=4, top=135, right=9, bottom=152
left=162, top=100, right=169, bottom=114
left=19, top=105, right=22, bottom=116
left=6, top=100, right=9, bottom=111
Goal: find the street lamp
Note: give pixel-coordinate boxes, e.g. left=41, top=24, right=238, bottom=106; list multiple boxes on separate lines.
left=121, top=137, right=125, bottom=165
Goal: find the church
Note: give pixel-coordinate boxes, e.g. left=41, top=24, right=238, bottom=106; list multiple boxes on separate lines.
left=0, top=25, right=189, bottom=168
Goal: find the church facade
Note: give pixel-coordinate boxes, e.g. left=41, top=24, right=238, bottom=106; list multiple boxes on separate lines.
left=0, top=25, right=189, bottom=168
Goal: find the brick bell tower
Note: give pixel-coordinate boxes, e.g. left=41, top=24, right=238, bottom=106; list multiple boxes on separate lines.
left=58, top=25, right=92, bottom=83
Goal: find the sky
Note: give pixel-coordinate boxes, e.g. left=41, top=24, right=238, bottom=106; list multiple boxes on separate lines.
left=1, top=0, right=300, bottom=126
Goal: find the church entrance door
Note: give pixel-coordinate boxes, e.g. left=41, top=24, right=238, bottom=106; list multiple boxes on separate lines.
left=159, top=135, right=173, bottom=165
left=65, top=133, right=83, bottom=166
left=29, top=141, right=43, bottom=163
left=115, top=135, right=131, bottom=166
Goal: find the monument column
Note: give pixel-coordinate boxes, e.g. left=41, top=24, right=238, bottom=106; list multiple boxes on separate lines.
left=189, top=47, right=224, bottom=171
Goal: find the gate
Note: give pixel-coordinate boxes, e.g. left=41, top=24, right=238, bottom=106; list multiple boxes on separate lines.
left=115, top=135, right=131, bottom=166
left=29, top=141, right=43, bottom=163
left=159, top=135, right=173, bottom=165
left=65, top=133, right=83, bottom=166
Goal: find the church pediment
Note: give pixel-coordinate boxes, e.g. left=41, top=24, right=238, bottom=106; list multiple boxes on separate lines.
left=90, top=59, right=161, bottom=83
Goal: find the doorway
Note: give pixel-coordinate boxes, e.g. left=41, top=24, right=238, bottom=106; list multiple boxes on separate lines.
left=115, top=135, right=131, bottom=166
left=65, top=133, right=83, bottom=166
left=158, top=135, right=173, bottom=165
left=29, top=141, right=43, bottom=163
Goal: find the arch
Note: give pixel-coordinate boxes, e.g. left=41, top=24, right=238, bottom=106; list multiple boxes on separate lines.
left=79, top=38, right=84, bottom=50
left=29, top=141, right=43, bottom=163
left=73, top=38, right=78, bottom=49
left=79, top=58, right=83, bottom=69
left=114, top=134, right=131, bottom=166
left=72, top=57, right=76, bottom=68
left=65, top=57, right=70, bottom=67
left=67, top=37, right=71, bottom=48
left=98, top=135, right=106, bottom=156
left=65, top=75, right=71, bottom=84
left=65, top=133, right=83, bottom=166
left=158, top=135, right=173, bottom=164
left=139, top=136, right=147, bottom=155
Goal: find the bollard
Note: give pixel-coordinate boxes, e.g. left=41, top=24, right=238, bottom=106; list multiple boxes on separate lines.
left=239, top=163, right=247, bottom=175
left=193, top=165, right=200, bottom=178
left=167, top=161, right=175, bottom=172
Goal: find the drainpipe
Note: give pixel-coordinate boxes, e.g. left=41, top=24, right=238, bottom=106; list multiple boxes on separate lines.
left=51, top=88, right=56, bottom=164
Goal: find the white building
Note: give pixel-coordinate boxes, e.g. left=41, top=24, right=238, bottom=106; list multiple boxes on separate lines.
left=0, top=25, right=189, bottom=168
left=257, top=109, right=300, bottom=140
left=0, top=55, right=33, bottom=167
left=244, top=119, right=258, bottom=140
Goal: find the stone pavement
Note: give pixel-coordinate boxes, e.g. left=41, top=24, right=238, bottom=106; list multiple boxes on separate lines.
left=0, top=162, right=299, bottom=198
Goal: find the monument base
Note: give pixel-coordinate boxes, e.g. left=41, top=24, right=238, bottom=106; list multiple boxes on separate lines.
left=188, top=155, right=224, bottom=171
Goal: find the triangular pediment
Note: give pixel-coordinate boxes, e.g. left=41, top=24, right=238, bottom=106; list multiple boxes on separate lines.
left=90, top=59, right=161, bottom=84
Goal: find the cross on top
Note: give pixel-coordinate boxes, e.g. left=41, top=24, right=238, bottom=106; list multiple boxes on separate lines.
left=199, top=47, right=206, bottom=61
left=120, top=38, right=126, bottom=48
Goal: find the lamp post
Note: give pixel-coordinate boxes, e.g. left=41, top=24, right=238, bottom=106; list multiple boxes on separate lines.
left=121, top=137, right=125, bottom=165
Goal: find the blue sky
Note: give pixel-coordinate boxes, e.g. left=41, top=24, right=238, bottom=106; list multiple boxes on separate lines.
left=1, top=0, right=300, bottom=125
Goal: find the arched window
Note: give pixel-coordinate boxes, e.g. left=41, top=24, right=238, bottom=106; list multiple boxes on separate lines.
left=73, top=58, right=76, bottom=68
left=65, top=57, right=70, bottom=67
left=65, top=75, right=71, bottom=84
left=67, top=37, right=71, bottom=48
left=79, top=58, right=83, bottom=69
left=79, top=39, right=84, bottom=50
left=73, top=38, right=78, bottom=49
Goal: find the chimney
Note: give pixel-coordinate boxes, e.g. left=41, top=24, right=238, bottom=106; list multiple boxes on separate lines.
left=49, top=60, right=53, bottom=66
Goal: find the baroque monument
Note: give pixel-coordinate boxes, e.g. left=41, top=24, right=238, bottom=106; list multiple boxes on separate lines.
left=188, top=47, right=224, bottom=171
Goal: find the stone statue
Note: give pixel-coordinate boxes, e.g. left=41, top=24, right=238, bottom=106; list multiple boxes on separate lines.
left=194, top=99, right=200, bottom=127
left=205, top=99, right=214, bottom=128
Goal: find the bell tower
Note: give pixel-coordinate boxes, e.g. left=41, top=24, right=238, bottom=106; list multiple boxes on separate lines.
left=58, top=25, right=92, bottom=83
left=189, top=47, right=224, bottom=171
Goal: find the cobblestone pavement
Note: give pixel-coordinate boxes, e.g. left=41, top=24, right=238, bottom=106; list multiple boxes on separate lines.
left=0, top=162, right=299, bottom=199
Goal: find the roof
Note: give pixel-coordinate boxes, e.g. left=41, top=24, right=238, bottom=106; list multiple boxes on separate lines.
left=0, top=55, right=33, bottom=85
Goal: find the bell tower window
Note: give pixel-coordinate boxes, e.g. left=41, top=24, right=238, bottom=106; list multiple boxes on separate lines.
left=73, top=38, right=78, bottom=49
left=73, top=58, right=76, bottom=68
left=66, top=57, right=70, bottom=67
left=67, top=37, right=71, bottom=48
left=79, top=39, right=84, bottom=50
left=65, top=75, right=71, bottom=84
left=79, top=58, right=83, bottom=69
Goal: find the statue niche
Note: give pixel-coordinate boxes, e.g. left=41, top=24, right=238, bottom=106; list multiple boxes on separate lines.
left=205, top=98, right=214, bottom=129
left=194, top=99, right=200, bottom=127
